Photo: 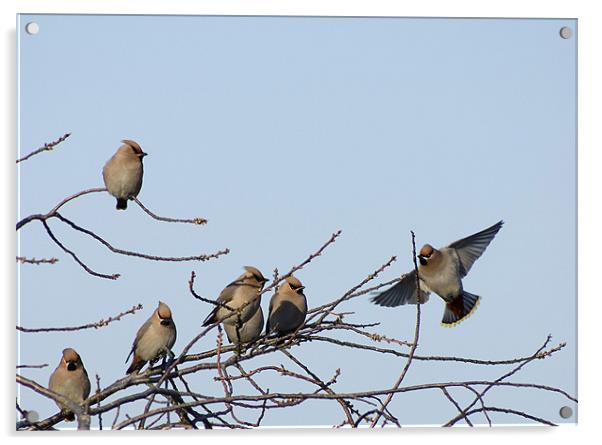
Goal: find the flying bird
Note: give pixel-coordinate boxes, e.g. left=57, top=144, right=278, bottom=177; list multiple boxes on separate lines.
left=266, top=275, right=308, bottom=336
left=48, top=348, right=91, bottom=421
left=371, top=220, right=503, bottom=327
left=126, top=301, right=177, bottom=374
left=102, top=139, right=147, bottom=210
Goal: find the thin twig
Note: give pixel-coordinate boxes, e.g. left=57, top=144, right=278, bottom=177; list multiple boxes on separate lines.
left=16, top=256, right=59, bottom=265
left=16, top=363, right=49, bottom=369
left=16, top=133, right=71, bottom=164
left=132, top=197, right=207, bottom=225
left=261, top=230, right=342, bottom=296
left=370, top=231, right=421, bottom=427
left=54, top=213, right=229, bottom=263
left=17, top=304, right=143, bottom=333
left=41, top=220, right=120, bottom=280
left=95, top=375, right=103, bottom=430
left=441, top=387, right=473, bottom=427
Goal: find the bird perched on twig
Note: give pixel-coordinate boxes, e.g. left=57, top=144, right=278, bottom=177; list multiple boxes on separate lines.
left=202, top=266, right=268, bottom=329
left=102, top=139, right=147, bottom=210
left=371, top=220, right=503, bottom=327
left=126, top=301, right=177, bottom=374
left=266, top=275, right=308, bottom=336
left=48, top=348, right=91, bottom=421
left=223, top=304, right=264, bottom=344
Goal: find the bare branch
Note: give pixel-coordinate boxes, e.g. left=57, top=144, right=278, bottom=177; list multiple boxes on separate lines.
left=370, top=231, right=421, bottom=427
left=16, top=363, right=49, bottom=369
left=16, top=187, right=106, bottom=231
left=17, top=304, right=143, bottom=333
left=16, top=256, right=59, bottom=265
left=41, top=219, right=120, bottom=280
left=132, top=197, right=207, bottom=225
left=16, top=133, right=71, bottom=164
left=54, top=213, right=229, bottom=263
left=461, top=406, right=556, bottom=426
left=261, top=230, right=342, bottom=296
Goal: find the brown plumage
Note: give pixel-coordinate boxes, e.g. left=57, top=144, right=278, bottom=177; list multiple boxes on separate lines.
left=102, top=139, right=147, bottom=210
left=126, top=301, right=177, bottom=374
left=371, top=220, right=504, bottom=327
left=223, top=304, right=264, bottom=344
left=266, top=275, right=308, bottom=336
left=202, top=266, right=268, bottom=327
left=48, top=348, right=91, bottom=421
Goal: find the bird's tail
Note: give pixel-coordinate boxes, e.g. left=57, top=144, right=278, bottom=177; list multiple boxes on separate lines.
left=202, top=307, right=219, bottom=327
left=441, top=291, right=481, bottom=327
left=126, top=355, right=146, bottom=374
left=116, top=198, right=128, bottom=210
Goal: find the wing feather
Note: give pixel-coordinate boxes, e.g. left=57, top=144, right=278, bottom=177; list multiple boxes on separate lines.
left=370, top=271, right=430, bottom=307
left=447, top=220, right=503, bottom=277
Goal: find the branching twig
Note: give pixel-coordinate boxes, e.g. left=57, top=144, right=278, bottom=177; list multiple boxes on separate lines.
left=370, top=231, right=421, bottom=427
left=54, top=213, right=229, bottom=263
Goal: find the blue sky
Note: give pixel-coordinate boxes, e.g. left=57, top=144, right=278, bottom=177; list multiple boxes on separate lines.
left=16, top=14, right=576, bottom=427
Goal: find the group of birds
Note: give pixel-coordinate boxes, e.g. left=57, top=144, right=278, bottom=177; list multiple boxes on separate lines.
left=48, top=264, right=307, bottom=421
left=46, top=139, right=504, bottom=422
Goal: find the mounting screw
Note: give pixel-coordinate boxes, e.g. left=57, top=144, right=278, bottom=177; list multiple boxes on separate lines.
left=559, top=406, right=573, bottom=419
left=25, top=22, right=40, bottom=35
left=559, top=26, right=573, bottom=39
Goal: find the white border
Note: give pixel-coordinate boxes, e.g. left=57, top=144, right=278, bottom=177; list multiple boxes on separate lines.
left=3, top=1, right=599, bottom=445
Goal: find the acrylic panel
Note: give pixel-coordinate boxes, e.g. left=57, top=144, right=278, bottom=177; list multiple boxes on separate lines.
left=16, top=14, right=577, bottom=429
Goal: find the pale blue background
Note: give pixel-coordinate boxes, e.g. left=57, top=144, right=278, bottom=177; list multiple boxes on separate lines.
left=16, top=15, right=576, bottom=427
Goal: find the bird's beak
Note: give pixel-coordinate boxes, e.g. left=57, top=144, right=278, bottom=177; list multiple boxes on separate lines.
left=141, top=152, right=148, bottom=158
left=160, top=319, right=171, bottom=326
left=66, top=361, right=77, bottom=371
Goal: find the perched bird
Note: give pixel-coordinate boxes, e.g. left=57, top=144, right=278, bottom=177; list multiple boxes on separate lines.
left=102, top=139, right=147, bottom=210
left=371, top=220, right=504, bottom=327
left=202, top=266, right=268, bottom=328
left=48, top=348, right=91, bottom=421
left=126, top=301, right=177, bottom=374
left=223, top=304, right=264, bottom=344
left=266, top=275, right=307, bottom=336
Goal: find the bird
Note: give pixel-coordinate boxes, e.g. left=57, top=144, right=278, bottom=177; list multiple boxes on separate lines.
left=371, top=220, right=504, bottom=327
left=48, top=348, right=91, bottom=421
left=102, top=139, right=147, bottom=210
left=223, top=304, right=264, bottom=344
left=126, top=301, right=177, bottom=374
left=266, top=275, right=307, bottom=336
left=202, top=266, right=268, bottom=328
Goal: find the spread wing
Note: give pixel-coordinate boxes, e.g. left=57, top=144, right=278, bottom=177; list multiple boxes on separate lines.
left=447, top=220, right=503, bottom=277
left=370, top=270, right=430, bottom=307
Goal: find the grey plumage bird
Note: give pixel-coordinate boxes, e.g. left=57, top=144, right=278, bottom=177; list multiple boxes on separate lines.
left=223, top=304, right=264, bottom=344
left=202, top=266, right=268, bottom=328
left=48, top=348, right=91, bottom=421
left=102, top=139, right=147, bottom=210
left=371, top=220, right=503, bottom=327
left=126, top=301, right=177, bottom=374
left=266, top=275, right=307, bottom=336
